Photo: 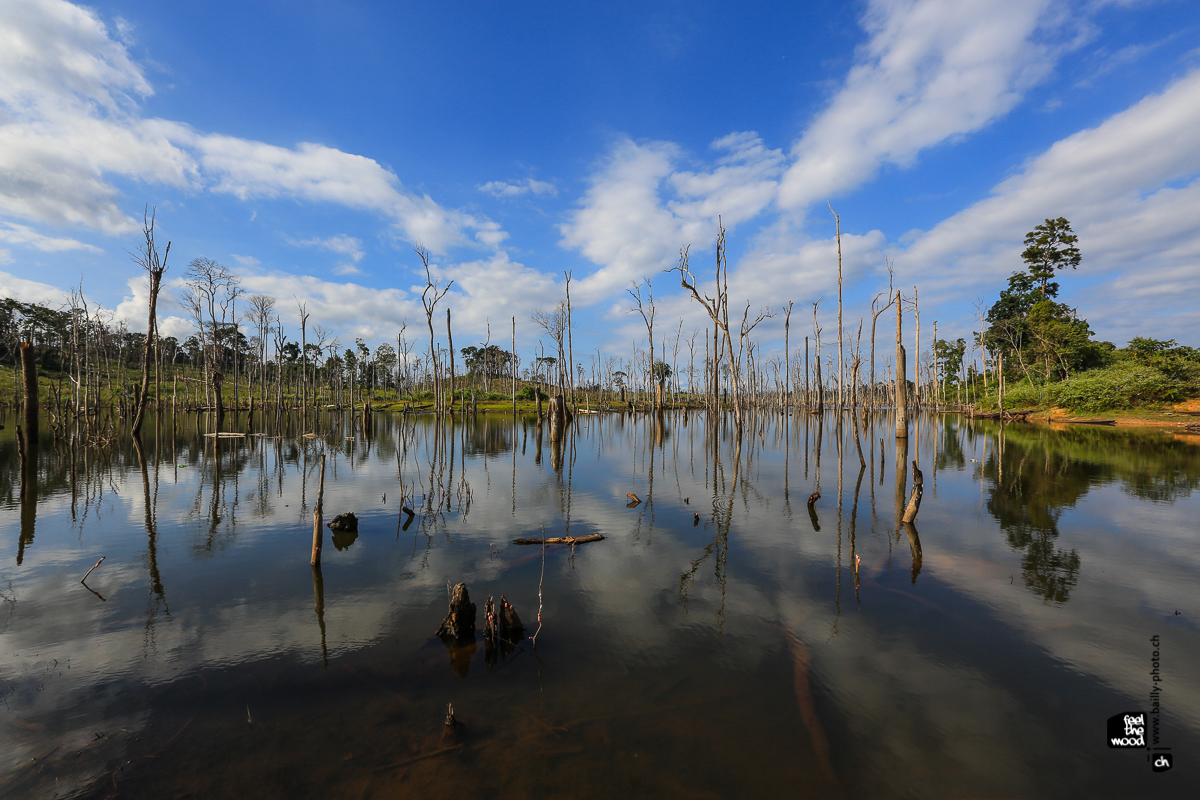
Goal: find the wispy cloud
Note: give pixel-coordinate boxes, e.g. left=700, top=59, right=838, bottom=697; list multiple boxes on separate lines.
left=478, top=178, right=557, bottom=198
left=291, top=234, right=365, bottom=263
left=778, top=0, right=1071, bottom=210
left=0, top=220, right=101, bottom=252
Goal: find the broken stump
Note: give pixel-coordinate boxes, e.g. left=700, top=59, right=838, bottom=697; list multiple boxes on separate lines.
left=436, top=582, right=477, bottom=641
left=327, top=512, right=358, bottom=531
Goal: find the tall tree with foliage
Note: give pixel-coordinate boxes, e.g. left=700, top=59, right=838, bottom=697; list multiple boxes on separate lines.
left=1022, top=217, right=1080, bottom=296
left=984, top=216, right=1099, bottom=381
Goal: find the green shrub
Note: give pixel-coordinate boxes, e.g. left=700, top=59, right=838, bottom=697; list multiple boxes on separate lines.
left=1054, top=363, right=1185, bottom=412
left=516, top=385, right=545, bottom=401
left=998, top=381, right=1050, bottom=408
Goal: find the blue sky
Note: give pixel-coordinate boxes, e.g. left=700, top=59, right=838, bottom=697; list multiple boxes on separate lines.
left=2, top=0, right=1199, bottom=372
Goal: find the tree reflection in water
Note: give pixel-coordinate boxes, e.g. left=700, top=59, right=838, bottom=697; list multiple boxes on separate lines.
left=979, top=423, right=1200, bottom=603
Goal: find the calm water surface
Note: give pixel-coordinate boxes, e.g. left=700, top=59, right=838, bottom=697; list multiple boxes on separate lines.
left=1, top=410, right=1198, bottom=799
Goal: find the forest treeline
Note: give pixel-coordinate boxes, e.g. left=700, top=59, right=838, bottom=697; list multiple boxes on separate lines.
left=3, top=214, right=1197, bottom=433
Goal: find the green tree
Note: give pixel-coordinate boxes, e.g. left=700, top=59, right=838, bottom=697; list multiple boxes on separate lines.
left=934, top=337, right=966, bottom=389
left=1022, top=217, right=1080, bottom=296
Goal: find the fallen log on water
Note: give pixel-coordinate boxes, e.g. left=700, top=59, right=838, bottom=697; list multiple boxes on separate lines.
left=512, top=534, right=605, bottom=545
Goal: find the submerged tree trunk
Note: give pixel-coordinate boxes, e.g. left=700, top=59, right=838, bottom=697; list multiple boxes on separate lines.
left=133, top=265, right=166, bottom=436
left=895, top=290, right=908, bottom=438
left=21, top=341, right=38, bottom=441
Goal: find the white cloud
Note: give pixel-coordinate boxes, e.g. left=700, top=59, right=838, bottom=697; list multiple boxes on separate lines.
left=231, top=253, right=260, bottom=267
left=560, top=133, right=784, bottom=303
left=0, top=268, right=73, bottom=305
left=894, top=67, right=1200, bottom=343
left=478, top=178, right=557, bottom=198
left=0, top=0, right=500, bottom=252
left=292, top=234, right=365, bottom=263
left=778, top=0, right=1067, bottom=210
left=0, top=220, right=100, bottom=251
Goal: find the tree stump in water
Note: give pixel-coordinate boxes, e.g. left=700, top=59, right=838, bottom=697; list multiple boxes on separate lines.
left=483, top=594, right=525, bottom=666
left=436, top=582, right=476, bottom=641
left=548, top=394, right=566, bottom=441
left=327, top=512, right=358, bottom=531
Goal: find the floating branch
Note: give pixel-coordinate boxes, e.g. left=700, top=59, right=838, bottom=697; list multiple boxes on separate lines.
left=626, top=492, right=642, bottom=504
left=80, top=556, right=105, bottom=583
left=512, top=534, right=605, bottom=545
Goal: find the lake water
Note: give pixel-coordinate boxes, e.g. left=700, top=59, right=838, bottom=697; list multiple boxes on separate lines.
left=1, top=410, right=1198, bottom=799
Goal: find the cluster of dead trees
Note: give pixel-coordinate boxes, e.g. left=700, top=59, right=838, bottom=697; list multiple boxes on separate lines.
left=4, top=209, right=1015, bottom=441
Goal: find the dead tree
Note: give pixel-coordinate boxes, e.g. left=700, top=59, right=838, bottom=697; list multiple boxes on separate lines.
left=415, top=245, right=453, bottom=412
left=829, top=203, right=844, bottom=411
left=628, top=279, right=657, bottom=409
left=868, top=266, right=895, bottom=410
left=130, top=207, right=169, bottom=436
left=184, top=257, right=242, bottom=430
left=666, top=222, right=745, bottom=422
left=895, top=289, right=908, bottom=438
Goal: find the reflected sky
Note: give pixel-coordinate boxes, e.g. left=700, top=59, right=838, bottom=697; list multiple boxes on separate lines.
left=1, top=411, right=1198, bottom=799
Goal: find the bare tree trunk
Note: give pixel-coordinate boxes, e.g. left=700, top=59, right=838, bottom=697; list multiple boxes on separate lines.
left=895, top=289, right=908, bottom=438
left=132, top=212, right=169, bottom=436
left=784, top=302, right=793, bottom=411
left=447, top=308, right=457, bottom=413
left=21, top=341, right=38, bottom=440
left=830, top=204, right=844, bottom=412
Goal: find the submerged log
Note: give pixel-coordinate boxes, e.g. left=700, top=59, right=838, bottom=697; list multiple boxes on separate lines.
left=512, top=534, right=605, bottom=545
left=442, top=703, right=464, bottom=744
left=435, top=582, right=477, bottom=641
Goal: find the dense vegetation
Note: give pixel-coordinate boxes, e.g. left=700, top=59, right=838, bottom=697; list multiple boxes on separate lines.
left=936, top=218, right=1200, bottom=413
